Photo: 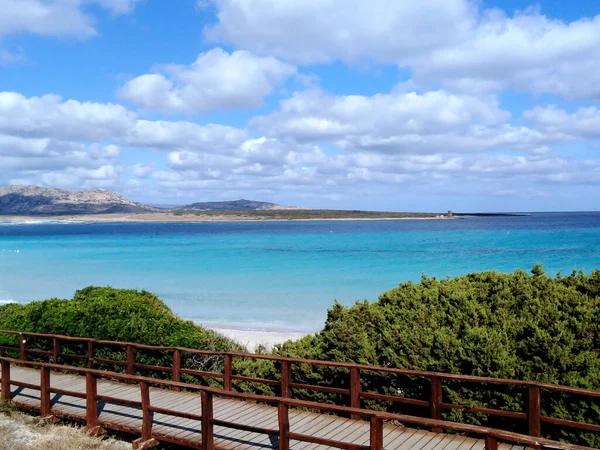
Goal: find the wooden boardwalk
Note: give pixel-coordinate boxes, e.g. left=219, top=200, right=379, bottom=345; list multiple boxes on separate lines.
left=0, top=365, right=525, bottom=450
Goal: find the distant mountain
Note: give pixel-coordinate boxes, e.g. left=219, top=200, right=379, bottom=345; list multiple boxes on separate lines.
left=0, top=185, right=155, bottom=215
left=180, top=199, right=301, bottom=211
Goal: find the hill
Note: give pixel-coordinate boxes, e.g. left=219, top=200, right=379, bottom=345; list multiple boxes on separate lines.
left=181, top=199, right=300, bottom=211
left=0, top=185, right=155, bottom=215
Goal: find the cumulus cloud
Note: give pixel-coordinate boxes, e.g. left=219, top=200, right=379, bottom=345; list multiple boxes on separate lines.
left=410, top=9, right=600, bottom=99
left=1, top=88, right=598, bottom=206
left=0, top=92, right=136, bottom=141
left=524, top=105, right=600, bottom=139
left=0, top=91, right=247, bottom=191
left=0, top=0, right=141, bottom=39
left=251, top=88, right=564, bottom=154
left=204, top=0, right=474, bottom=65
left=119, top=48, right=296, bottom=114
left=204, top=0, right=600, bottom=100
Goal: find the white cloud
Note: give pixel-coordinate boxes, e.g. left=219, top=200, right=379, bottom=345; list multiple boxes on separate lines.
left=204, top=0, right=600, bottom=100
left=204, top=0, right=474, bottom=65
left=0, top=0, right=141, bottom=39
left=92, top=0, right=141, bottom=15
left=251, top=88, right=562, bottom=154
left=122, top=119, right=247, bottom=150
left=0, top=92, right=136, bottom=141
left=410, top=9, right=600, bottom=99
left=524, top=105, right=600, bottom=139
left=119, top=48, right=296, bottom=114
left=0, top=91, right=248, bottom=191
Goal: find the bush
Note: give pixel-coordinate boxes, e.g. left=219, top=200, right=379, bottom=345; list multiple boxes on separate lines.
left=0, top=286, right=242, bottom=384
left=273, top=266, right=600, bottom=446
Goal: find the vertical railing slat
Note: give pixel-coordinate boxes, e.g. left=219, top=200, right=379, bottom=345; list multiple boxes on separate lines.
left=1, top=360, right=10, bottom=402
left=224, top=354, right=232, bottom=391
left=431, top=376, right=443, bottom=433
left=19, top=333, right=26, bottom=361
left=278, top=402, right=290, bottom=450
left=484, top=435, right=498, bottom=450
left=53, top=337, right=60, bottom=365
left=172, top=349, right=181, bottom=391
left=528, top=386, right=541, bottom=437
left=369, top=416, right=383, bottom=450
left=40, top=366, right=51, bottom=416
left=201, top=391, right=214, bottom=450
left=350, top=367, right=360, bottom=419
left=87, top=340, right=94, bottom=369
left=140, top=381, right=152, bottom=442
left=85, top=373, right=98, bottom=429
left=126, top=345, right=135, bottom=382
left=281, top=360, right=291, bottom=398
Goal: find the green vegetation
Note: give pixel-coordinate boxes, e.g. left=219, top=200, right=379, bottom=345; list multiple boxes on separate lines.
left=269, top=266, right=600, bottom=446
left=1, top=268, right=600, bottom=446
left=0, top=287, right=242, bottom=382
left=170, top=209, right=443, bottom=220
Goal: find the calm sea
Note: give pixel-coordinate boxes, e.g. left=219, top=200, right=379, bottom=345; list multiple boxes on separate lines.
left=1, top=213, right=599, bottom=334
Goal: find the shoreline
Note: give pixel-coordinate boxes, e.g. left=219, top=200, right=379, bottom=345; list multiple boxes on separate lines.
left=0, top=212, right=455, bottom=224
left=212, top=327, right=309, bottom=351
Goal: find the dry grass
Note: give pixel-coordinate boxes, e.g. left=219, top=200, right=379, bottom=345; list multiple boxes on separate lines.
left=0, top=403, right=130, bottom=450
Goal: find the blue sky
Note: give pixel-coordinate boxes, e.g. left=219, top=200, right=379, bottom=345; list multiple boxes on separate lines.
left=1, top=0, right=600, bottom=212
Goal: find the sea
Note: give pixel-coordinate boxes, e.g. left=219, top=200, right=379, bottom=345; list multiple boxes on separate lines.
left=1, top=212, right=599, bottom=338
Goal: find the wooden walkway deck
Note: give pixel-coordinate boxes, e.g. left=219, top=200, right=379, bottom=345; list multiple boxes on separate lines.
left=0, top=365, right=526, bottom=450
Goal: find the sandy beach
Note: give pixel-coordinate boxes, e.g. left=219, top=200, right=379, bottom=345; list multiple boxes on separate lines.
left=0, top=212, right=450, bottom=224
left=213, top=328, right=309, bottom=351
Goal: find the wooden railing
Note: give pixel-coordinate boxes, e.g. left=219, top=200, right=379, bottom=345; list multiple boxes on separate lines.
left=0, top=329, right=599, bottom=449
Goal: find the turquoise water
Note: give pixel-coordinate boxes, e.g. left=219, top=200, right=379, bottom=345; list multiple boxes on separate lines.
left=1, top=213, right=599, bottom=333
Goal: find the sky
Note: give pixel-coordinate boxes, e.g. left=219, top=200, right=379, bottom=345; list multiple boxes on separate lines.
left=1, top=1, right=600, bottom=212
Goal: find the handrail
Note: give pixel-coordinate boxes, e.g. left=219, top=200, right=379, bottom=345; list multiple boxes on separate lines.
left=1, top=329, right=599, bottom=445
left=2, top=329, right=599, bottom=392
left=0, top=356, right=594, bottom=450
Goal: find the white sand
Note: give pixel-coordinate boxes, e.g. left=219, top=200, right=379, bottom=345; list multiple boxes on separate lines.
left=213, top=328, right=308, bottom=352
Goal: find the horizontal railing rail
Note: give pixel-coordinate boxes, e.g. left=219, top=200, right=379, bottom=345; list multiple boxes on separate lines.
left=0, top=356, right=595, bottom=450
left=1, top=329, right=599, bottom=445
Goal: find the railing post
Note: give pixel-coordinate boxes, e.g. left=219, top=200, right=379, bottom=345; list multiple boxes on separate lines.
left=127, top=345, right=135, bottom=380
left=1, top=360, right=11, bottom=402
left=40, top=367, right=51, bottom=416
left=201, top=391, right=214, bottom=450
left=53, top=337, right=60, bottom=365
left=19, top=333, right=26, bottom=361
left=280, top=360, right=291, bottom=398
left=224, top=354, right=232, bottom=391
left=85, top=372, right=99, bottom=430
left=350, top=367, right=360, bottom=419
left=87, top=341, right=94, bottom=369
left=484, top=435, right=498, bottom=450
left=133, top=381, right=158, bottom=449
left=140, top=382, right=152, bottom=440
left=278, top=402, right=290, bottom=450
left=528, top=386, right=541, bottom=437
left=430, top=376, right=443, bottom=433
left=172, top=349, right=181, bottom=391
left=369, top=416, right=383, bottom=450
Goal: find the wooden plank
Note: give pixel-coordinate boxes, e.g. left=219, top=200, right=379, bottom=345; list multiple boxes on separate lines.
left=294, top=412, right=340, bottom=435
left=398, top=431, right=439, bottom=450
left=315, top=417, right=363, bottom=445
left=418, top=434, right=460, bottom=450
left=441, top=435, right=469, bottom=450
left=384, top=428, right=418, bottom=448
left=392, top=430, right=432, bottom=450
left=455, top=437, right=481, bottom=450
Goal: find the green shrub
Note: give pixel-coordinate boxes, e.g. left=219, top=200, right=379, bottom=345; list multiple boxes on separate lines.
left=0, top=286, right=242, bottom=384
left=272, top=266, right=600, bottom=446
